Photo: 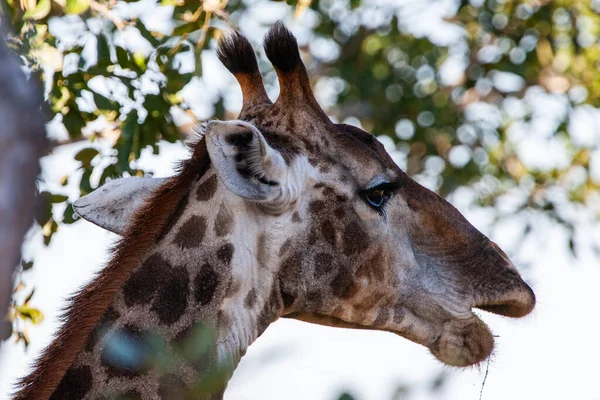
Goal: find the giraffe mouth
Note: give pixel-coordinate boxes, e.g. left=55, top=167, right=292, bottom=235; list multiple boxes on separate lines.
left=431, top=283, right=536, bottom=367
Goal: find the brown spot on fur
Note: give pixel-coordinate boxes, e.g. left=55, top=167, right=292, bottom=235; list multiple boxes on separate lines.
left=49, top=366, right=92, bottom=400
left=306, top=290, right=323, bottom=308
left=151, top=265, right=189, bottom=325
left=322, top=187, right=335, bottom=198
left=226, top=279, right=241, bottom=298
left=194, top=263, right=219, bottom=306
left=279, top=252, right=302, bottom=308
left=372, top=309, right=390, bottom=327
left=292, top=211, right=301, bottom=223
left=330, top=267, right=358, bottom=299
left=279, top=239, right=292, bottom=257
left=320, top=220, right=336, bottom=247
left=257, top=284, right=283, bottom=336
left=279, top=252, right=302, bottom=282
left=173, top=215, right=207, bottom=249
left=214, top=203, right=234, bottom=237
left=196, top=174, right=218, bottom=201
left=314, top=252, right=334, bottom=277
left=244, top=288, right=257, bottom=308
left=356, top=250, right=385, bottom=282
left=256, top=233, right=268, bottom=268
left=280, top=284, right=295, bottom=308
left=308, top=200, right=325, bottom=214
left=319, top=164, right=331, bottom=173
left=342, top=222, right=370, bottom=256
left=217, top=243, right=234, bottom=264
left=123, top=254, right=165, bottom=307
left=393, top=307, right=406, bottom=325
left=15, top=135, right=211, bottom=400
left=155, top=192, right=189, bottom=243
left=334, top=207, right=346, bottom=219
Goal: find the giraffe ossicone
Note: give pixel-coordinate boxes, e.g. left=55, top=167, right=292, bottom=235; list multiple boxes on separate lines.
left=16, top=22, right=535, bottom=400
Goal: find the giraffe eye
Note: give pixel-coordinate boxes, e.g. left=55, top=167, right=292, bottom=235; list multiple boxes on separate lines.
left=363, top=184, right=393, bottom=210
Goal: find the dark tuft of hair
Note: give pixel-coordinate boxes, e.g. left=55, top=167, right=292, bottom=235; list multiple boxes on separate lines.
left=263, top=21, right=302, bottom=73
left=216, top=31, right=260, bottom=75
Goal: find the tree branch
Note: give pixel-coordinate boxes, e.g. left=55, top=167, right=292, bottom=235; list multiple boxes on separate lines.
left=0, top=24, right=47, bottom=342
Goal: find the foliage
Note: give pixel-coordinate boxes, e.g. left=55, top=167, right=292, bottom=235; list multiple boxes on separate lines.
left=1, top=0, right=599, bottom=344
left=102, top=322, right=229, bottom=399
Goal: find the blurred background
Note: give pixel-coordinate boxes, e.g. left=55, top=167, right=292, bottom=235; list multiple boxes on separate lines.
left=1, top=0, right=599, bottom=399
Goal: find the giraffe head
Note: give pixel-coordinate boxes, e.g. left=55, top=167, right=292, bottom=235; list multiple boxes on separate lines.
left=75, top=23, right=534, bottom=368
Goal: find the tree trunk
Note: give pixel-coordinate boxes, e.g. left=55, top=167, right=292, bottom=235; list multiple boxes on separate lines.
left=0, top=26, right=46, bottom=341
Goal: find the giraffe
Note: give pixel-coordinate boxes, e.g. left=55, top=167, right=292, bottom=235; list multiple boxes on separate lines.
left=14, top=23, right=535, bottom=400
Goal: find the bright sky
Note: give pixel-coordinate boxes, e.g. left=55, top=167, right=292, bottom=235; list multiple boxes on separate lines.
left=1, top=140, right=599, bottom=400
left=2, top=1, right=600, bottom=398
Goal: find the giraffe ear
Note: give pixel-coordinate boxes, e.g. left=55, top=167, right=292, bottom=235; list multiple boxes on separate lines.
left=205, top=120, right=287, bottom=201
left=73, top=176, right=166, bottom=235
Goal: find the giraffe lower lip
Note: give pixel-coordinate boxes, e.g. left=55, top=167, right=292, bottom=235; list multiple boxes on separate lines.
left=429, top=313, right=495, bottom=367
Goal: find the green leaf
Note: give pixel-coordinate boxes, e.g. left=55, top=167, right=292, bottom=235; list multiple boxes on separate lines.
left=42, top=219, right=59, bottom=246
left=35, top=192, right=52, bottom=226
left=65, top=0, right=89, bottom=15
left=136, top=21, right=160, bottom=47
left=173, top=22, right=198, bottom=36
left=23, top=0, right=50, bottom=20
left=140, top=120, right=158, bottom=150
left=15, top=305, right=44, bottom=324
left=165, top=73, right=194, bottom=94
left=118, top=111, right=139, bottom=171
left=99, top=164, right=119, bottom=185
left=80, top=168, right=93, bottom=195
left=74, top=147, right=99, bottom=167
left=63, top=109, right=86, bottom=138
left=49, top=194, right=69, bottom=203
left=195, top=49, right=203, bottom=76
left=133, top=52, right=147, bottom=72
left=21, top=260, right=34, bottom=271
left=96, top=34, right=111, bottom=68
left=62, top=203, right=79, bottom=224
left=158, top=117, right=178, bottom=142
left=144, top=94, right=170, bottom=114
left=115, top=46, right=131, bottom=67
left=93, top=92, right=119, bottom=111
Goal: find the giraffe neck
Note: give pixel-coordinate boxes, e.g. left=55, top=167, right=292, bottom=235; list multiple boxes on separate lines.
left=56, top=169, right=286, bottom=399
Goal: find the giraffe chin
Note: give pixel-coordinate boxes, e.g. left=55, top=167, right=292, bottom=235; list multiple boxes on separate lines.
left=287, top=312, right=495, bottom=368
left=428, top=314, right=494, bottom=367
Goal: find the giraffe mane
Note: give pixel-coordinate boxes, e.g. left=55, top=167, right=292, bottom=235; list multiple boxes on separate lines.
left=13, top=140, right=211, bottom=400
